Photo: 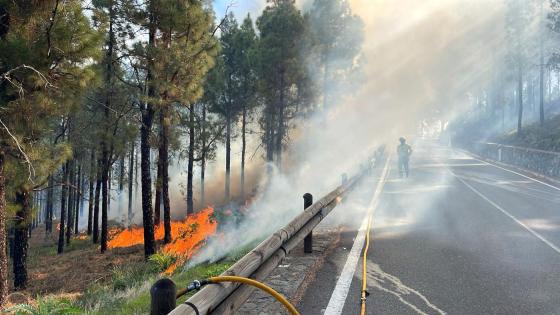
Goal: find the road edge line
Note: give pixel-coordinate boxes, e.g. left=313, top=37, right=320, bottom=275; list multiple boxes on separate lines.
left=451, top=171, right=560, bottom=255
left=323, top=158, right=391, bottom=315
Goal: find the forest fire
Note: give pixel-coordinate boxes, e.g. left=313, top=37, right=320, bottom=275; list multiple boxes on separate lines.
left=108, top=207, right=217, bottom=273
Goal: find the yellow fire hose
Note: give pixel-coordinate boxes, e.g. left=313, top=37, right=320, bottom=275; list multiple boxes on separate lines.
left=361, top=215, right=373, bottom=315
left=178, top=275, right=300, bottom=315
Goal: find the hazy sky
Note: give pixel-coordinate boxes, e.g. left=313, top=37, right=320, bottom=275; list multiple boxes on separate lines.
left=212, top=0, right=266, bottom=20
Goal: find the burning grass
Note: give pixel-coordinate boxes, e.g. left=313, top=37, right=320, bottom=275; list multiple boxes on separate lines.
left=108, top=207, right=217, bottom=274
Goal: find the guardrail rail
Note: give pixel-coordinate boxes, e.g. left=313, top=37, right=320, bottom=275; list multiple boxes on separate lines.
left=467, top=142, right=560, bottom=179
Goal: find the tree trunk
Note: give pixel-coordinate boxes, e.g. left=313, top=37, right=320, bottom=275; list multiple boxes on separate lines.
left=276, top=72, right=285, bottom=166
left=154, top=152, right=162, bottom=226
left=200, top=104, right=207, bottom=208
left=517, top=64, right=523, bottom=135
left=0, top=151, right=8, bottom=304
left=93, top=159, right=102, bottom=243
left=66, top=160, right=74, bottom=245
left=241, top=103, right=246, bottom=199
left=13, top=188, right=31, bottom=289
left=187, top=105, right=195, bottom=214
left=88, top=149, right=95, bottom=235
left=155, top=110, right=163, bottom=226
left=138, top=5, right=158, bottom=259
left=99, top=0, right=115, bottom=253
left=119, top=155, right=125, bottom=191
left=75, top=164, right=81, bottom=234
left=265, top=105, right=274, bottom=165
left=80, top=169, right=85, bottom=217
left=135, top=135, right=139, bottom=201
left=161, top=106, right=171, bottom=243
left=141, top=101, right=156, bottom=257
left=225, top=105, right=231, bottom=204
left=128, top=140, right=134, bottom=227
left=101, top=155, right=109, bottom=252
left=45, top=175, right=54, bottom=233
left=58, top=163, right=68, bottom=253
left=107, top=163, right=112, bottom=214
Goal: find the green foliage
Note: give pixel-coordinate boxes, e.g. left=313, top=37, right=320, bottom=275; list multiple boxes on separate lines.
left=0, top=0, right=102, bottom=192
left=78, top=261, right=232, bottom=314
left=206, top=13, right=258, bottom=118
left=494, top=113, right=560, bottom=151
left=5, top=297, right=81, bottom=315
left=148, top=252, right=177, bottom=272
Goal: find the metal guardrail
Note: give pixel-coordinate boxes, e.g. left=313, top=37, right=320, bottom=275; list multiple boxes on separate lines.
left=467, top=142, right=560, bottom=179
left=149, top=148, right=385, bottom=315
left=170, top=176, right=361, bottom=314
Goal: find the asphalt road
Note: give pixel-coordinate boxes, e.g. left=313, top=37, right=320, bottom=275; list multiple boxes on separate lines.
left=298, top=140, right=560, bottom=315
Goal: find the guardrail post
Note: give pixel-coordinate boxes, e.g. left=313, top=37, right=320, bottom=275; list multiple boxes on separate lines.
left=303, top=193, right=313, bottom=253
left=498, top=147, right=502, bottom=162
left=151, top=278, right=177, bottom=315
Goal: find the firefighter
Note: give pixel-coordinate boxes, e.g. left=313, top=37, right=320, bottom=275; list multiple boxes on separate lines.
left=397, top=137, right=412, bottom=178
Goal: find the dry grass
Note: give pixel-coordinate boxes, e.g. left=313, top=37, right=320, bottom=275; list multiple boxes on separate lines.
left=6, top=225, right=144, bottom=305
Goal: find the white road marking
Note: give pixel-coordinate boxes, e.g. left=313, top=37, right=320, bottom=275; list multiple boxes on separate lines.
left=452, top=172, right=560, bottom=255
left=324, top=158, right=391, bottom=315
left=416, top=163, right=487, bottom=168
left=367, top=261, right=446, bottom=315
left=461, top=150, right=560, bottom=192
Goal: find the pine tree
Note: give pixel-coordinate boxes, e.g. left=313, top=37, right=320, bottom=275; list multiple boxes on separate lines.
left=256, top=0, right=309, bottom=166
left=127, top=1, right=218, bottom=223
left=505, top=0, right=536, bottom=134
left=205, top=13, right=258, bottom=203
left=0, top=0, right=100, bottom=288
left=308, top=0, right=363, bottom=110
left=235, top=15, right=258, bottom=199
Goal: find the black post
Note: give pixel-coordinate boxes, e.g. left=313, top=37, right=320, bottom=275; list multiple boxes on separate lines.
left=303, top=193, right=313, bottom=253
left=151, top=278, right=177, bottom=315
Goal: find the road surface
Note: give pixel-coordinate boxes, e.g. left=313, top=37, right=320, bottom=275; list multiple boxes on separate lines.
left=299, top=140, right=560, bottom=315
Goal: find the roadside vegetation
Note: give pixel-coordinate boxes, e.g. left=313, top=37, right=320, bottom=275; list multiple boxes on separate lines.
left=493, top=113, right=560, bottom=151
left=3, top=229, right=238, bottom=314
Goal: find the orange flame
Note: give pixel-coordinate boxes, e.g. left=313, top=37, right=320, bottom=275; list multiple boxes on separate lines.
left=108, top=207, right=217, bottom=274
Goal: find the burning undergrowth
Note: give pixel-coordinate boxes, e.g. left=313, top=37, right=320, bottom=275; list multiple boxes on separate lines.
left=108, top=207, right=217, bottom=274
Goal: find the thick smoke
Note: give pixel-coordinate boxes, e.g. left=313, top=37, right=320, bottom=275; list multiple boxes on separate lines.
left=82, top=1, right=529, bottom=266
left=190, top=0, right=517, bottom=265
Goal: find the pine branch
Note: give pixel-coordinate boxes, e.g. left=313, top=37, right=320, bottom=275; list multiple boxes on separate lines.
left=1, top=64, right=56, bottom=98
left=46, top=0, right=61, bottom=58
left=0, top=118, right=36, bottom=182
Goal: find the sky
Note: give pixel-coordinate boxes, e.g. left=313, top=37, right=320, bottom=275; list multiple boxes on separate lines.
left=212, top=0, right=314, bottom=21
left=212, top=0, right=267, bottom=20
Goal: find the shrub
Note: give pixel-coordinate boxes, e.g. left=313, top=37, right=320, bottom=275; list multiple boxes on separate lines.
left=148, top=252, right=177, bottom=272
